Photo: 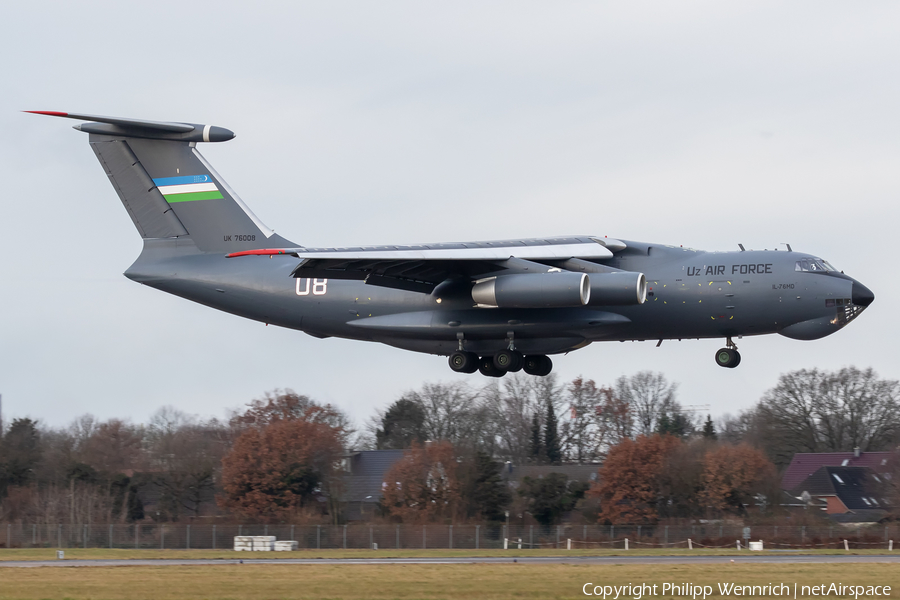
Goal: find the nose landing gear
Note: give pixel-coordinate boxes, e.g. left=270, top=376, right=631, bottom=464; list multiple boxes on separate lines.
left=715, top=337, right=742, bottom=368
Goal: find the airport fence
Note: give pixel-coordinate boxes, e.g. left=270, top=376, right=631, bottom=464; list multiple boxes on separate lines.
left=0, top=523, right=898, bottom=550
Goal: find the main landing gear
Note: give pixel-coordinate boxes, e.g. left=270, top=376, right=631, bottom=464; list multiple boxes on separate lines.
left=715, top=337, right=741, bottom=368
left=448, top=333, right=553, bottom=377
left=447, top=350, right=553, bottom=377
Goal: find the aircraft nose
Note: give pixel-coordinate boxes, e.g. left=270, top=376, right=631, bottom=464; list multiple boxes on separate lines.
left=852, top=280, right=875, bottom=307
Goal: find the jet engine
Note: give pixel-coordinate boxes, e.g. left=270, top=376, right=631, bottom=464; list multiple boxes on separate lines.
left=471, top=273, right=590, bottom=308
left=588, top=271, right=647, bottom=306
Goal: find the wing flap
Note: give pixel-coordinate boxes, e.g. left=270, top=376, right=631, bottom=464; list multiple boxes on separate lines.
left=226, top=237, right=619, bottom=293
left=227, top=240, right=613, bottom=261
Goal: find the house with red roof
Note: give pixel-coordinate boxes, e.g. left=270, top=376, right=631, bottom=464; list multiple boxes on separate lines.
left=781, top=450, right=893, bottom=491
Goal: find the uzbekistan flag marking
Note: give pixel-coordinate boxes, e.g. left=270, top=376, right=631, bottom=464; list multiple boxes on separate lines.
left=153, top=174, right=224, bottom=203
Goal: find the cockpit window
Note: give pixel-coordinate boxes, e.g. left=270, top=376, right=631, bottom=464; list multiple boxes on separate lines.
left=795, top=258, right=836, bottom=272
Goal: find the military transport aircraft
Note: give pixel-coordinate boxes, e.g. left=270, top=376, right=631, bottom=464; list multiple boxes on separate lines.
left=31, top=111, right=875, bottom=377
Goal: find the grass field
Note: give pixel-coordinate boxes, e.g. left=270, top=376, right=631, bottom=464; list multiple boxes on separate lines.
left=0, top=547, right=896, bottom=561
left=0, top=562, right=898, bottom=600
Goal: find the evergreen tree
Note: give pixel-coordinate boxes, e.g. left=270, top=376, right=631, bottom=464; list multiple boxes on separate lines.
left=0, top=418, right=42, bottom=497
left=467, top=451, right=512, bottom=521
left=657, top=411, right=689, bottom=438
left=518, top=473, right=587, bottom=527
left=656, top=412, right=672, bottom=435
left=544, top=398, right=562, bottom=464
left=702, top=414, right=717, bottom=440
left=529, top=413, right=544, bottom=463
left=670, top=413, right=689, bottom=437
left=376, top=398, right=426, bottom=449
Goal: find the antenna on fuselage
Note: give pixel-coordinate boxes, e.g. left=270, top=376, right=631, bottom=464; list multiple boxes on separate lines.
left=738, top=244, right=745, bottom=252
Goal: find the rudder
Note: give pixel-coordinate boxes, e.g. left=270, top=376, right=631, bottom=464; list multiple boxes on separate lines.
left=90, top=138, right=189, bottom=239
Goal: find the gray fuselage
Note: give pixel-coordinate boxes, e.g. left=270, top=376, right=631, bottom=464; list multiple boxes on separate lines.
left=125, top=238, right=871, bottom=358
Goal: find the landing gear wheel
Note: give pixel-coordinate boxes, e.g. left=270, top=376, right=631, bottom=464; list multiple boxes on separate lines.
left=715, top=348, right=740, bottom=368
left=478, top=356, right=506, bottom=377
left=523, top=355, right=553, bottom=376
left=448, top=351, right=479, bottom=374
left=493, top=350, right=524, bottom=372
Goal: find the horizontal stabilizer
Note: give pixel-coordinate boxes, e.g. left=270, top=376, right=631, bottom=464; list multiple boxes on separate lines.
left=25, top=111, right=234, bottom=143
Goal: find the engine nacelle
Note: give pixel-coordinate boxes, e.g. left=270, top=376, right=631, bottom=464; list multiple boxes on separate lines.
left=472, top=273, right=590, bottom=308
left=588, top=271, right=647, bottom=306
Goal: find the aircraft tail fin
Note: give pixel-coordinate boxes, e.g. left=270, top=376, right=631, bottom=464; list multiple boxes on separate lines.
left=29, top=111, right=293, bottom=253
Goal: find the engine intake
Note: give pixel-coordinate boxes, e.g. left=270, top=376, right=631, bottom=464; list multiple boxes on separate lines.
left=588, top=271, right=647, bottom=306
left=472, top=273, right=590, bottom=308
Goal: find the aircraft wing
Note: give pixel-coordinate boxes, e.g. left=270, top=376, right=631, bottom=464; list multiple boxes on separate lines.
left=228, top=237, right=625, bottom=293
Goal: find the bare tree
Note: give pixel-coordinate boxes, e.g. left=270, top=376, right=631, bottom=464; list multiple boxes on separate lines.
left=482, top=373, right=562, bottom=462
left=756, top=367, right=900, bottom=460
left=614, top=371, right=679, bottom=436
left=815, top=367, right=899, bottom=451
left=68, top=414, right=99, bottom=450
left=79, top=419, right=143, bottom=478
left=596, top=387, right=633, bottom=450
left=720, top=368, right=900, bottom=469
left=557, top=378, right=636, bottom=464
left=28, top=481, right=118, bottom=525
left=401, top=381, right=481, bottom=447
left=560, top=377, right=604, bottom=463
left=145, top=407, right=228, bottom=520
left=719, top=410, right=769, bottom=447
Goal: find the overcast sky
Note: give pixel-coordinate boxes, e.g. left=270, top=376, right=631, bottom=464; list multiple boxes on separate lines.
left=1, top=1, right=897, bottom=432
